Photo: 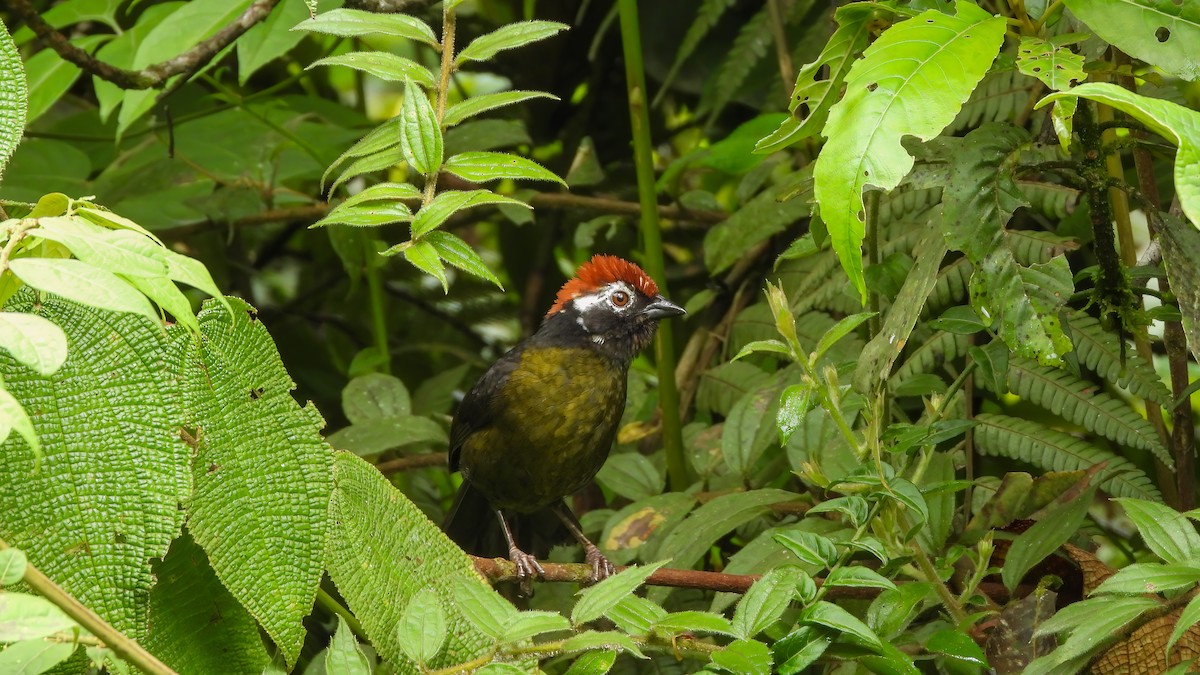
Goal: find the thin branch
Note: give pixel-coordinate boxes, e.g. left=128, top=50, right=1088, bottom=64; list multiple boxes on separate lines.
left=10, top=0, right=280, bottom=90
left=375, top=453, right=448, bottom=473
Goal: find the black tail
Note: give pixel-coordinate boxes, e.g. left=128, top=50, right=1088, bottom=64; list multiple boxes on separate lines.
left=443, top=480, right=568, bottom=558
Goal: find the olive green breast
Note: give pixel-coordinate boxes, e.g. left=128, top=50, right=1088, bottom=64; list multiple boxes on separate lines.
left=458, top=346, right=627, bottom=512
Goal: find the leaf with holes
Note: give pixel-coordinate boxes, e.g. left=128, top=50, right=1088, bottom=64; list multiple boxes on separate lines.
left=1017, top=37, right=1086, bottom=91
left=1060, top=0, right=1200, bottom=81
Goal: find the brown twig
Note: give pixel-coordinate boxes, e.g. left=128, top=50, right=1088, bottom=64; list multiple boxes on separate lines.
left=375, top=453, right=448, bottom=473
left=10, top=0, right=280, bottom=90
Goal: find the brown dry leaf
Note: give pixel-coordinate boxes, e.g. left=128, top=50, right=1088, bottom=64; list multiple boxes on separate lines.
left=1092, top=609, right=1200, bottom=675
left=1062, top=543, right=1116, bottom=593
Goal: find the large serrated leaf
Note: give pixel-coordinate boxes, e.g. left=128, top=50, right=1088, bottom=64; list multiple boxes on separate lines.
left=170, top=297, right=332, bottom=665
left=0, top=292, right=191, bottom=641
left=941, top=123, right=1072, bottom=366
left=144, top=532, right=270, bottom=674
left=974, top=414, right=1161, bottom=501
left=813, top=2, right=1005, bottom=302
left=1060, top=0, right=1200, bottom=82
left=325, top=451, right=490, bottom=672
left=0, top=17, right=27, bottom=183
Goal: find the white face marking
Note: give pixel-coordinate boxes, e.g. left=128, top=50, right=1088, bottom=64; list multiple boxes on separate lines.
left=570, top=281, right=636, bottom=339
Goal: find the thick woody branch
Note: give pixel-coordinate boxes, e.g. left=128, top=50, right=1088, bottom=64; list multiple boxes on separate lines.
left=10, top=0, right=280, bottom=90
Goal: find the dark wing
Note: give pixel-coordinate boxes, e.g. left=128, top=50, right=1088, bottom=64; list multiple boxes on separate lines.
left=447, top=344, right=524, bottom=471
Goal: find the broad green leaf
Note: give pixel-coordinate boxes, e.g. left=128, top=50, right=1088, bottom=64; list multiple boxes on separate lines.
left=1092, top=563, right=1200, bottom=595
left=1114, top=498, right=1200, bottom=565
left=0, top=547, right=26, bottom=584
left=326, top=615, right=371, bottom=675
left=501, top=610, right=570, bottom=643
left=571, top=561, right=668, bottom=626
left=444, top=151, right=565, bottom=185
left=399, top=78, right=443, bottom=176
left=1167, top=592, right=1200, bottom=657
left=119, top=0, right=255, bottom=133
left=651, top=610, right=734, bottom=636
left=290, top=8, right=438, bottom=45
left=9, top=257, right=158, bottom=324
left=0, top=593, right=77, bottom=640
left=774, top=531, right=838, bottom=569
left=0, top=293, right=190, bottom=642
left=22, top=36, right=106, bottom=123
left=343, top=373, right=410, bottom=422
left=30, top=216, right=168, bottom=277
left=170, top=298, right=332, bottom=665
left=1002, top=484, right=1097, bottom=590
left=144, top=532, right=270, bottom=675
left=732, top=566, right=808, bottom=639
left=1027, top=596, right=1161, bottom=673
left=941, top=123, right=1072, bottom=366
left=802, top=600, right=882, bottom=649
left=325, top=415, right=447, bottom=457
left=410, top=190, right=529, bottom=238
left=1060, top=0, right=1200, bottom=81
left=814, top=311, right=875, bottom=362
left=0, top=18, right=27, bottom=182
left=313, top=202, right=413, bottom=228
left=926, top=629, right=987, bottom=666
left=162, top=250, right=227, bottom=312
left=0, top=639, right=77, bottom=674
left=124, top=275, right=200, bottom=334
left=451, top=576, right=517, bottom=641
left=237, top=0, right=316, bottom=84
left=402, top=241, right=448, bottom=292
left=825, top=567, right=897, bottom=591
left=325, top=452, right=490, bottom=669
left=710, top=638, right=772, bottom=675
left=397, top=588, right=447, bottom=665
left=423, top=231, right=504, bottom=289
left=756, top=3, right=880, bottom=153
left=90, top=2, right=180, bottom=121
left=0, top=312, right=67, bottom=376
left=309, top=52, right=436, bottom=89
left=562, top=650, right=616, bottom=675
left=1040, top=83, right=1200, bottom=228
left=594, top=452, right=662, bottom=502
left=813, top=2, right=1005, bottom=302
left=443, top=91, right=559, bottom=127
left=653, top=490, right=795, bottom=577
left=723, top=387, right=774, bottom=476
left=773, top=626, right=833, bottom=675
left=456, top=21, right=569, bottom=65
left=1016, top=37, right=1086, bottom=91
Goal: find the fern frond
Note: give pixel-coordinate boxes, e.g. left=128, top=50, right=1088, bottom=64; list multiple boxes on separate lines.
left=1007, top=229, right=1079, bottom=265
left=703, top=6, right=771, bottom=121
left=894, top=331, right=969, bottom=383
left=876, top=187, right=942, bottom=225
left=923, top=257, right=972, bottom=318
left=655, top=0, right=738, bottom=105
left=1017, top=181, right=1080, bottom=220
left=974, top=413, right=1162, bottom=501
left=1065, top=310, right=1172, bottom=405
left=950, top=68, right=1033, bottom=133
left=992, top=358, right=1171, bottom=467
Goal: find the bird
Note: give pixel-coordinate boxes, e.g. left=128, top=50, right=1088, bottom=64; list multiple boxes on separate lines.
left=442, top=254, right=685, bottom=589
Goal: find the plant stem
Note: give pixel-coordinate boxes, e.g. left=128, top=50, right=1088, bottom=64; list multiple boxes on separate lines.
left=616, top=0, right=690, bottom=491
left=911, top=540, right=969, bottom=624
left=0, top=537, right=178, bottom=675
left=364, top=237, right=391, bottom=373
left=315, top=587, right=368, bottom=642
left=423, top=4, right=457, bottom=207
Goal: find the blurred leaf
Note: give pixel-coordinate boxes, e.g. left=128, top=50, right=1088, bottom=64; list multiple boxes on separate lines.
left=0, top=593, right=77, bottom=641
left=704, top=176, right=812, bottom=274
left=238, top=0, right=323, bottom=84
left=0, top=639, right=76, bottom=674
left=595, top=452, right=662, bottom=502
left=1003, top=484, right=1097, bottom=590
left=0, top=547, right=26, bottom=584
left=343, top=373, right=411, bottom=422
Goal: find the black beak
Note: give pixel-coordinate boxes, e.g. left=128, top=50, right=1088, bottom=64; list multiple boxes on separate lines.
left=641, top=295, right=686, bottom=320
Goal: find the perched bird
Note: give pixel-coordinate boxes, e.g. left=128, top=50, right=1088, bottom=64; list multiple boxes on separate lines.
left=443, top=255, right=685, bottom=586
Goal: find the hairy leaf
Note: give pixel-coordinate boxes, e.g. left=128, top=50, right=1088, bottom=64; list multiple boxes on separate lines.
left=443, top=91, right=559, bottom=127
left=456, top=21, right=568, bottom=65
left=0, top=18, right=27, bottom=182
left=290, top=8, right=438, bottom=45
left=309, top=52, right=436, bottom=88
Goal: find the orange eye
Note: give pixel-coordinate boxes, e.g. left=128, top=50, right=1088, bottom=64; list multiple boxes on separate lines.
left=611, top=290, right=630, bottom=307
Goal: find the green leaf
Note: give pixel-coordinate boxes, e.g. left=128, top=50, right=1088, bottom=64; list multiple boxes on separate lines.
left=290, top=8, right=438, bottom=45
left=309, top=52, right=436, bottom=88
left=929, top=305, right=987, bottom=335
left=1158, top=211, right=1200, bottom=367
left=0, top=293, right=190, bottom=641
left=451, top=576, right=517, bottom=642
left=723, top=387, right=774, bottom=476
left=456, top=21, right=569, bottom=65
left=561, top=630, right=646, bottom=659
left=0, top=639, right=77, bottom=674
left=773, top=626, right=833, bottom=675
left=1114, top=498, right=1200, bottom=565
left=402, top=241, right=448, bottom=292
left=399, top=78, right=443, bottom=176
left=1027, top=596, right=1160, bottom=672
left=873, top=477, right=929, bottom=528
left=732, top=339, right=791, bottom=362
left=444, top=151, right=565, bottom=186
left=170, top=298, right=332, bottom=665
left=343, top=373, right=411, bottom=422
left=653, top=490, right=796, bottom=575
left=825, top=567, right=897, bottom=591
left=605, top=594, right=667, bottom=635
left=335, top=182, right=422, bottom=212
left=410, top=190, right=529, bottom=238
left=0, top=18, right=27, bottom=182
left=814, top=311, right=875, bottom=362
left=237, top=0, right=313, bottom=84
left=651, top=610, right=734, bottom=636
left=30, top=216, right=168, bottom=277
left=326, top=415, right=447, bottom=456
left=813, top=3, right=1005, bottom=302
left=776, top=384, right=815, bottom=445
left=443, top=91, right=559, bottom=127
left=124, top=275, right=200, bottom=334
left=732, top=566, right=808, bottom=639
left=0, top=593, right=77, bottom=641
left=1060, top=0, right=1200, bottom=81
left=21, top=36, right=95, bottom=124
left=801, top=600, right=882, bottom=649
left=326, top=615, right=371, bottom=675
left=1002, top=483, right=1097, bottom=590
left=774, top=531, right=838, bottom=569
left=0, top=312, right=67, bottom=376
left=1040, top=83, right=1200, bottom=228
left=571, top=561, right=668, bottom=626
left=806, top=496, right=869, bottom=528
left=1092, top=563, right=1200, bottom=595
left=1167, top=592, right=1200, bottom=657
left=704, top=176, right=811, bottom=274
left=323, top=119, right=401, bottom=192
left=143, top=532, right=270, bottom=675
left=926, top=628, right=987, bottom=666
left=325, top=452, right=490, bottom=669
left=397, top=588, right=447, bottom=665
left=501, top=610, right=571, bottom=643
left=423, top=231, right=504, bottom=289
left=0, top=547, right=26, bottom=584
left=710, top=638, right=772, bottom=675
left=313, top=202, right=413, bottom=228
left=868, top=583, right=932, bottom=640
left=1016, top=36, right=1086, bottom=91
left=9, top=258, right=158, bottom=324
left=594, top=452, right=663, bottom=502
left=562, top=650, right=617, bottom=675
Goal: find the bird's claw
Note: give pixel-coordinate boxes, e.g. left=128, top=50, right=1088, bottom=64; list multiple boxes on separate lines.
left=510, top=548, right=545, bottom=597
left=585, top=545, right=615, bottom=583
